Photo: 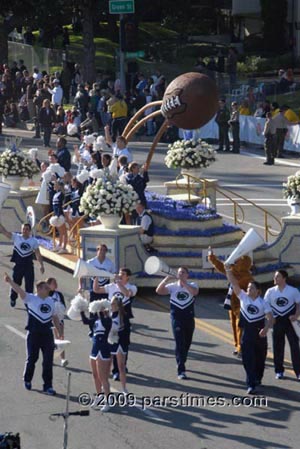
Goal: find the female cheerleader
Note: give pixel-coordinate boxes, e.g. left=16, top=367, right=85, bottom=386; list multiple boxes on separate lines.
left=50, top=179, right=68, bottom=253
left=109, top=295, right=128, bottom=394
left=80, top=300, right=112, bottom=412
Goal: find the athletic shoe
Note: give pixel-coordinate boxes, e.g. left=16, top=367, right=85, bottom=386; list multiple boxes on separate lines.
left=247, top=387, right=256, bottom=395
left=43, top=387, right=56, bottom=396
left=232, top=349, right=238, bottom=355
left=58, top=248, right=68, bottom=254
left=61, top=359, right=68, bottom=368
left=275, top=372, right=284, bottom=380
left=112, top=373, right=120, bottom=381
left=296, top=374, right=300, bottom=381
left=10, top=298, right=16, bottom=307
left=122, top=388, right=129, bottom=396
left=24, top=382, right=32, bottom=390
left=178, top=372, right=187, bottom=380
left=101, top=402, right=111, bottom=413
left=91, top=393, right=104, bottom=408
left=52, top=246, right=61, bottom=252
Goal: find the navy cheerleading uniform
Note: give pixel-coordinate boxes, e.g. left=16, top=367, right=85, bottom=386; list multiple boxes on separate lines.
left=52, top=191, right=64, bottom=217
left=238, top=290, right=272, bottom=389
left=264, top=284, right=300, bottom=377
left=23, top=293, right=57, bottom=391
left=164, top=280, right=198, bottom=375
left=81, top=311, right=112, bottom=360
left=110, top=311, right=129, bottom=355
left=10, top=233, right=39, bottom=304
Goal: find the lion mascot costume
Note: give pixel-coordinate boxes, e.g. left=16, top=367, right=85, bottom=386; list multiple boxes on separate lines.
left=208, top=252, right=253, bottom=356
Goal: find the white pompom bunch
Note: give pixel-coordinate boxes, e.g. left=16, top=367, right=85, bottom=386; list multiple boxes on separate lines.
left=70, top=294, right=89, bottom=312
left=88, top=299, right=111, bottom=314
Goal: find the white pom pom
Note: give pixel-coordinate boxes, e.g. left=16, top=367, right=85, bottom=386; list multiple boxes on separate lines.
left=70, top=294, right=89, bottom=312
left=88, top=299, right=111, bottom=314
left=89, top=168, right=104, bottom=179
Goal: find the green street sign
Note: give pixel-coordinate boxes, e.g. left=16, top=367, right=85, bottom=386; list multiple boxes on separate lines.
left=125, top=50, right=145, bottom=58
left=109, top=0, right=135, bottom=14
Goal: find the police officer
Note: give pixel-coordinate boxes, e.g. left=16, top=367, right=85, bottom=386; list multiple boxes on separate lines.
left=93, top=267, right=137, bottom=380
left=4, top=273, right=62, bottom=395
left=225, top=265, right=273, bottom=394
left=156, top=266, right=199, bottom=380
left=0, top=222, right=44, bottom=307
left=264, top=270, right=300, bottom=380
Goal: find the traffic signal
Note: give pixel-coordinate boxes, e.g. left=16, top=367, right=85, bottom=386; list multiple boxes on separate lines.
left=120, top=16, right=138, bottom=52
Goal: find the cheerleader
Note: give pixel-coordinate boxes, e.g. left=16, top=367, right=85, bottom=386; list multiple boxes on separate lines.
left=80, top=300, right=112, bottom=412
left=50, top=180, right=68, bottom=254
left=225, top=264, right=273, bottom=394
left=109, top=295, right=128, bottom=393
left=69, top=177, right=85, bottom=241
left=46, top=277, right=68, bottom=367
left=93, top=268, right=137, bottom=380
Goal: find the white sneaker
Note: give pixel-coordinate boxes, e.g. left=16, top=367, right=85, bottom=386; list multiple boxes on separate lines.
left=91, top=393, right=103, bottom=408
left=101, top=402, right=111, bottom=413
left=52, top=246, right=61, bottom=252
left=61, top=359, right=68, bottom=368
left=58, top=248, right=69, bottom=254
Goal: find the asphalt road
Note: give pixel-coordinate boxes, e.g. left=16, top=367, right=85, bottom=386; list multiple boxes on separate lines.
left=1, top=128, right=300, bottom=448
left=0, top=255, right=299, bottom=449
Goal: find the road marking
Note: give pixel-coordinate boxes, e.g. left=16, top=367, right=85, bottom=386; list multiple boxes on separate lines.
left=138, top=295, right=295, bottom=374
left=4, top=324, right=163, bottom=420
left=242, top=151, right=300, bottom=167
left=5, top=324, right=26, bottom=339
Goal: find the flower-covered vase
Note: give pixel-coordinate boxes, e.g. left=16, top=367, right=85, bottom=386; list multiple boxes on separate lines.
left=2, top=175, right=24, bottom=191
left=181, top=168, right=203, bottom=181
left=98, top=214, right=121, bottom=229
left=287, top=198, right=300, bottom=215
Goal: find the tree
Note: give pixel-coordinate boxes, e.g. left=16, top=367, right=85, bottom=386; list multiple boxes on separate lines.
left=0, top=0, right=98, bottom=82
left=260, top=0, right=288, bottom=53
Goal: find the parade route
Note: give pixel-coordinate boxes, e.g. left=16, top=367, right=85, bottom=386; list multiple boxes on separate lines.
left=1, top=129, right=300, bottom=448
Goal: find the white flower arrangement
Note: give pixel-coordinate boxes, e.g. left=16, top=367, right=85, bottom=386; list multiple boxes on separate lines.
left=283, top=171, right=300, bottom=200
left=0, top=139, right=40, bottom=179
left=165, top=138, right=216, bottom=169
left=79, top=175, right=139, bottom=218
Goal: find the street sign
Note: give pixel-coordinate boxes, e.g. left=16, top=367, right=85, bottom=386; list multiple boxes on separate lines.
left=125, top=50, right=145, bottom=58
left=109, top=0, right=135, bottom=14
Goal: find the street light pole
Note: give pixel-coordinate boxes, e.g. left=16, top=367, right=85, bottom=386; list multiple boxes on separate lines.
left=119, top=13, right=126, bottom=93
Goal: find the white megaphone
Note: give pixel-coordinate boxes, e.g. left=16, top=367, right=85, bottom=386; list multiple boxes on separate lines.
left=26, top=206, right=36, bottom=229
left=225, top=228, right=264, bottom=265
left=144, top=256, right=177, bottom=277
left=73, top=258, right=115, bottom=279
left=0, top=182, right=11, bottom=210
left=54, top=339, right=71, bottom=359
